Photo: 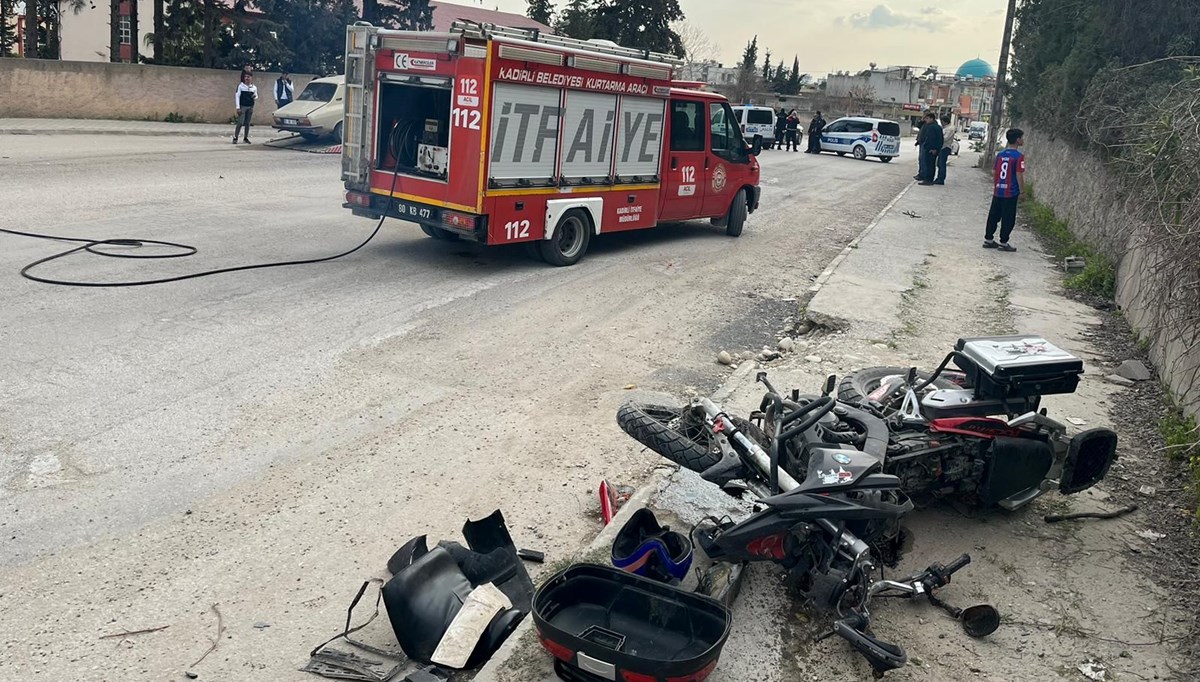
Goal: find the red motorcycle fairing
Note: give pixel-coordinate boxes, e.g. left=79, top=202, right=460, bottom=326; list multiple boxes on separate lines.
left=928, top=417, right=1024, bottom=439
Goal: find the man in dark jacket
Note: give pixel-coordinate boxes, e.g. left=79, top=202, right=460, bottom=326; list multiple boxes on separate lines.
left=806, top=111, right=826, bottom=153
left=774, top=108, right=787, bottom=150
left=916, top=113, right=943, bottom=184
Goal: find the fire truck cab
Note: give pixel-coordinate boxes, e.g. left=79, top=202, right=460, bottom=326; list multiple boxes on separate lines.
left=341, top=22, right=762, bottom=266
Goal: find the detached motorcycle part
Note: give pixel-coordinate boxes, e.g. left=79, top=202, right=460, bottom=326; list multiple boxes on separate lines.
left=533, top=564, right=732, bottom=682
left=696, top=561, right=749, bottom=607
left=382, top=547, right=474, bottom=663
left=980, top=437, right=1054, bottom=506
left=461, top=509, right=535, bottom=614
left=1060, top=428, right=1119, bottom=494
left=611, top=508, right=694, bottom=583
left=960, top=604, right=1001, bottom=638
left=832, top=616, right=907, bottom=676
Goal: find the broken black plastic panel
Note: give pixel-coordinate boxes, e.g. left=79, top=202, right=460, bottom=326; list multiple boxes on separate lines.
left=517, top=548, right=545, bottom=563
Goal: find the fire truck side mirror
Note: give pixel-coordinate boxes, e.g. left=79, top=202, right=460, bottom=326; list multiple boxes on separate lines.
left=748, top=137, right=763, bottom=157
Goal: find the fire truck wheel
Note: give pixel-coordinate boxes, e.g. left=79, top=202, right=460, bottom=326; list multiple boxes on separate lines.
left=420, top=224, right=460, bottom=241
left=724, top=190, right=747, bottom=238
left=540, top=209, right=591, bottom=266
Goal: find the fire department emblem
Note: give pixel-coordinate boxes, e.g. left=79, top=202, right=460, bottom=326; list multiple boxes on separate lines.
left=712, top=164, right=727, bottom=192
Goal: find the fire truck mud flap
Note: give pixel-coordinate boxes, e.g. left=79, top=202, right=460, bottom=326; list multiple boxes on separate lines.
left=545, top=198, right=604, bottom=240
left=747, top=186, right=761, bottom=213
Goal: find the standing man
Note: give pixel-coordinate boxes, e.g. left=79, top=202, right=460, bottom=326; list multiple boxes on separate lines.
left=774, top=108, right=787, bottom=150
left=806, top=110, right=826, bottom=153
left=785, top=110, right=801, bottom=152
left=983, top=128, right=1026, bottom=252
left=917, top=112, right=943, bottom=185
left=234, top=72, right=258, bottom=144
left=913, top=114, right=927, bottom=180
left=934, top=114, right=955, bottom=185
left=274, top=72, right=294, bottom=109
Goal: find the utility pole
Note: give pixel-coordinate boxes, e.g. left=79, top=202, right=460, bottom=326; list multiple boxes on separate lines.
left=984, top=0, right=1017, bottom=167
left=24, top=0, right=37, bottom=57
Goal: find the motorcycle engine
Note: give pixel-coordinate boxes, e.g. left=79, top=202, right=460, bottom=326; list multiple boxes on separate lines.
left=886, top=433, right=986, bottom=503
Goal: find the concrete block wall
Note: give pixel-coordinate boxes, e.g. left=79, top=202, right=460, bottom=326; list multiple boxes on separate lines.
left=1025, top=129, right=1200, bottom=416
left=0, top=59, right=316, bottom=125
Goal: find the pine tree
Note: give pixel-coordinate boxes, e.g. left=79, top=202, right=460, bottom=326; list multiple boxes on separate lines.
left=0, top=0, right=16, bottom=56
left=591, top=0, right=684, bottom=56
left=760, top=48, right=771, bottom=81
left=556, top=0, right=594, bottom=40
left=786, top=55, right=801, bottom=93
left=392, top=0, right=433, bottom=30
left=739, top=35, right=757, bottom=73
left=526, top=0, right=554, bottom=26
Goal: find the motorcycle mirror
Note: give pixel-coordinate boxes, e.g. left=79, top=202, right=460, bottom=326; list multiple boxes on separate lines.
left=756, top=371, right=768, bottom=385
left=960, top=604, right=1000, bottom=638
left=822, top=374, right=837, bottom=397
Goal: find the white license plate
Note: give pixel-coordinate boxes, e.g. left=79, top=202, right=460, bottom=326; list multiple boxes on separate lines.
left=881, top=145, right=899, bottom=154
left=283, top=118, right=298, bottom=125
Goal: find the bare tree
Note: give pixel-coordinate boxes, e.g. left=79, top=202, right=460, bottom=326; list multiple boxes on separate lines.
left=673, top=20, right=717, bottom=72
left=846, top=84, right=877, bottom=115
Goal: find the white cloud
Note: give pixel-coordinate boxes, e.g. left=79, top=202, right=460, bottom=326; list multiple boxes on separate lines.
left=839, top=4, right=953, bottom=32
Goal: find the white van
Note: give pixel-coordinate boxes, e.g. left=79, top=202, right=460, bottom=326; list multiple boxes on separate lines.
left=731, top=105, right=778, bottom=149
left=968, top=121, right=988, bottom=140
left=816, top=117, right=902, bottom=162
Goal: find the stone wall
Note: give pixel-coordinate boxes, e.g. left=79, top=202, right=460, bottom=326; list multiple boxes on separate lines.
left=0, top=59, right=316, bottom=125
left=1025, top=129, right=1200, bottom=416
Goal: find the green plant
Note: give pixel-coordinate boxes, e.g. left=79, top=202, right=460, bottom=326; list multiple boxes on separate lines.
left=1160, top=406, right=1200, bottom=518
left=1065, top=256, right=1116, bottom=298
left=1024, top=197, right=1116, bottom=298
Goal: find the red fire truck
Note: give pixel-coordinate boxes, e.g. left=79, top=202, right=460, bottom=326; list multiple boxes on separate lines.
left=341, top=22, right=762, bottom=266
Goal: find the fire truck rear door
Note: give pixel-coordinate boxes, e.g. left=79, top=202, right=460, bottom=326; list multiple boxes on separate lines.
left=659, top=98, right=705, bottom=221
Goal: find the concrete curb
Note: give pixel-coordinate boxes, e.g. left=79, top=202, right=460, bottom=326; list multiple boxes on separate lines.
left=803, top=180, right=916, bottom=330
left=0, top=127, right=232, bottom=138
left=472, top=361, right=759, bottom=682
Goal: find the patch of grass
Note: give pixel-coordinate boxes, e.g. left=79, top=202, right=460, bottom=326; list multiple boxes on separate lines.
left=1160, top=405, right=1200, bottom=517
left=163, top=112, right=204, bottom=124
left=1024, top=197, right=1116, bottom=298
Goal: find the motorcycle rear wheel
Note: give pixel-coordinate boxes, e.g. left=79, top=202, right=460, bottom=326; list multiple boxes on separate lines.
left=838, top=367, right=958, bottom=409
left=617, top=402, right=766, bottom=474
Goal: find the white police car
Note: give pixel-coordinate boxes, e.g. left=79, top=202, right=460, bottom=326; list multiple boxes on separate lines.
left=732, top=105, right=779, bottom=149
left=817, top=116, right=902, bottom=162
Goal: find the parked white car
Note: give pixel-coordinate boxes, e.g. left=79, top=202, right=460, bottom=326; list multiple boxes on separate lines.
left=272, top=75, right=345, bottom=142
left=816, top=117, right=902, bottom=162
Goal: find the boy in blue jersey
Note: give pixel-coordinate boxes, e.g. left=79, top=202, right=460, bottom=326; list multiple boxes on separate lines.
left=983, top=128, right=1026, bottom=252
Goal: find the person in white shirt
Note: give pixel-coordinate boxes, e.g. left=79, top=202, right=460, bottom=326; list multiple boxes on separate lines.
left=234, top=73, right=258, bottom=145
left=935, top=114, right=956, bottom=185
left=275, top=72, right=294, bottom=109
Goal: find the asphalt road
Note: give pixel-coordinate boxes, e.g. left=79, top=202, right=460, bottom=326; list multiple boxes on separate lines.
left=0, top=134, right=913, bottom=680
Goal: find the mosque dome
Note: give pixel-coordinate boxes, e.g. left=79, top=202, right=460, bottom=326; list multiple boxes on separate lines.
left=956, top=58, right=995, bottom=79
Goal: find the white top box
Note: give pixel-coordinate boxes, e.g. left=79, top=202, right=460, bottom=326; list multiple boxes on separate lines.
left=957, top=336, right=1080, bottom=375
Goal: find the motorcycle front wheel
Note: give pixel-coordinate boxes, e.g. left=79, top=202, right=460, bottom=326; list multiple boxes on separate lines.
left=616, top=402, right=766, bottom=474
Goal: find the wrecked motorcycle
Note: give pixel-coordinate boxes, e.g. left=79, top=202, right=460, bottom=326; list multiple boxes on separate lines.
left=617, top=377, right=1000, bottom=675
left=621, top=335, right=1119, bottom=511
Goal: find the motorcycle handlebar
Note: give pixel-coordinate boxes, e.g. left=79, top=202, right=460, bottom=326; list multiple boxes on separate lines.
left=944, top=553, right=971, bottom=575
left=777, top=397, right=836, bottom=441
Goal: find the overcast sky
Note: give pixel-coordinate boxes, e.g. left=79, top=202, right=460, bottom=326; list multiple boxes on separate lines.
left=485, top=0, right=1008, bottom=77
